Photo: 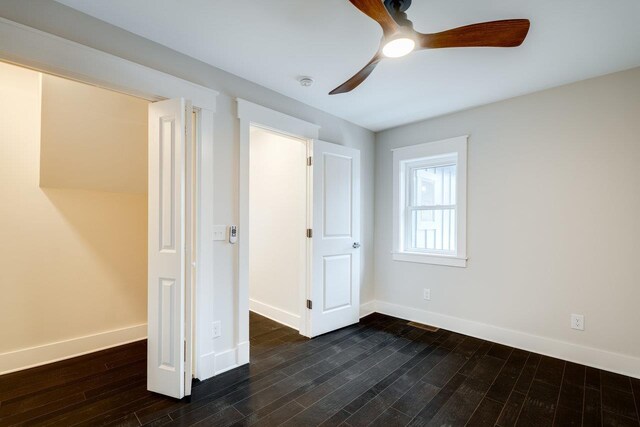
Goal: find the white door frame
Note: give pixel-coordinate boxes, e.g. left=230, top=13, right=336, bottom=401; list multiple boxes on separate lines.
left=237, top=99, right=320, bottom=359
left=0, top=18, right=219, bottom=382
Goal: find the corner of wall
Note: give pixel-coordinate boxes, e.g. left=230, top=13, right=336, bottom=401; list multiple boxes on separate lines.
left=359, top=301, right=377, bottom=319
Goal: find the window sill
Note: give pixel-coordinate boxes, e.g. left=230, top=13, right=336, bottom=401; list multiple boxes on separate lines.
left=392, top=251, right=467, bottom=268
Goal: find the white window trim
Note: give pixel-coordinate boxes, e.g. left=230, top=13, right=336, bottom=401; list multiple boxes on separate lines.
left=392, top=136, right=468, bottom=267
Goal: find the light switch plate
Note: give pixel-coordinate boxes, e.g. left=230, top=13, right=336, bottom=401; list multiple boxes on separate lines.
left=213, top=225, right=226, bottom=241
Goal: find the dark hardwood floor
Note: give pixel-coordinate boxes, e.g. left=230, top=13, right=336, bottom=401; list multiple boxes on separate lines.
left=1, top=312, right=639, bottom=426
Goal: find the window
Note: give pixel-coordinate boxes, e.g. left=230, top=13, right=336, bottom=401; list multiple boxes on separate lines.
left=392, top=136, right=467, bottom=267
left=406, top=160, right=457, bottom=254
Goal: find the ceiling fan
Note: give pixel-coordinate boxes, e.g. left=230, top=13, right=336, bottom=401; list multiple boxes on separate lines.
left=329, top=0, right=530, bottom=95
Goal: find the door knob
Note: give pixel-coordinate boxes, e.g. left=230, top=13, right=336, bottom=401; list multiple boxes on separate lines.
left=352, top=242, right=361, bottom=249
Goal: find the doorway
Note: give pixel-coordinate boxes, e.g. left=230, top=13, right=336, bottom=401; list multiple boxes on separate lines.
left=248, top=126, right=309, bottom=333
left=0, top=59, right=206, bottom=399
left=237, top=99, right=363, bottom=364
left=0, top=61, right=150, bottom=375
left=0, top=22, right=217, bottom=398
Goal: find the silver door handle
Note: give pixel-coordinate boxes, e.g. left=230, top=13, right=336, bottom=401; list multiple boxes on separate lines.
left=353, top=242, right=361, bottom=249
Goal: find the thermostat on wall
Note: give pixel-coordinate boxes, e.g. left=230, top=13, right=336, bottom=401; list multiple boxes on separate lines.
left=229, top=225, right=237, bottom=244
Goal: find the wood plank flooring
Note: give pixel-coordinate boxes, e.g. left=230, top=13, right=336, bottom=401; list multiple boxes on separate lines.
left=1, top=312, right=638, bottom=426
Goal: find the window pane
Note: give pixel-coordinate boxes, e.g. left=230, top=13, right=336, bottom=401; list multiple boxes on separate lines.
left=410, top=209, right=456, bottom=253
left=412, top=164, right=456, bottom=206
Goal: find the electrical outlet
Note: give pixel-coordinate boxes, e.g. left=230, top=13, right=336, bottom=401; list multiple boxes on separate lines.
left=571, top=314, right=584, bottom=331
left=423, top=289, right=431, bottom=301
left=213, top=321, right=221, bottom=338
left=213, top=225, right=226, bottom=241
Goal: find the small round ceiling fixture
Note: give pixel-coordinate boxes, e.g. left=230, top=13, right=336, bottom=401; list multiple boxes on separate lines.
left=298, top=76, right=314, bottom=87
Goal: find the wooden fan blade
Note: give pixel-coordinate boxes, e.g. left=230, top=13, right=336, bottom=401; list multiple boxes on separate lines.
left=348, top=0, right=399, bottom=37
left=418, top=19, right=530, bottom=49
left=329, top=53, right=383, bottom=95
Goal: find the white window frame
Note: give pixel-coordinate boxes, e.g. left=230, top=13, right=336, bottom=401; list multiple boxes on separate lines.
left=404, top=155, right=458, bottom=255
left=392, top=136, right=468, bottom=267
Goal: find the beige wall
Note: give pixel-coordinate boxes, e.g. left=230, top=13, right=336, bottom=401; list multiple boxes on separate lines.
left=249, top=127, right=307, bottom=325
left=40, top=74, right=148, bottom=194
left=0, top=62, right=148, bottom=355
left=374, top=68, right=640, bottom=376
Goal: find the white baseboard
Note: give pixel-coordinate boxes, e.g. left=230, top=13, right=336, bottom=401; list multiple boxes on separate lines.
left=237, top=341, right=250, bottom=366
left=360, top=301, right=377, bottom=319
left=373, top=300, right=640, bottom=379
left=0, top=324, right=147, bottom=375
left=214, top=348, right=238, bottom=375
left=198, top=351, right=216, bottom=380
left=249, top=299, right=300, bottom=330
left=210, top=341, right=250, bottom=378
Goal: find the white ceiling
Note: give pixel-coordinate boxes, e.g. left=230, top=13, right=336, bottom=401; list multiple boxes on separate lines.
left=55, top=0, right=640, bottom=131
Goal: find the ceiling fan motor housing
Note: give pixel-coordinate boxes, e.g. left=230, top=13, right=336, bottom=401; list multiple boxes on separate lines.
left=383, top=0, right=412, bottom=13
left=383, top=0, right=414, bottom=29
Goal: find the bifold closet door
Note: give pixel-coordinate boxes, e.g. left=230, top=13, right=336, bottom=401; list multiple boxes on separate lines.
left=147, top=98, right=192, bottom=399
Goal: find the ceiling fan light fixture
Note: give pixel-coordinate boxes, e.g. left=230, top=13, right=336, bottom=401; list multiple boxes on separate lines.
left=382, top=37, right=415, bottom=58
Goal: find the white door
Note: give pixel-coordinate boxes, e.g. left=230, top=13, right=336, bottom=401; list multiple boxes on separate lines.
left=310, top=140, right=361, bottom=337
left=147, top=98, right=193, bottom=398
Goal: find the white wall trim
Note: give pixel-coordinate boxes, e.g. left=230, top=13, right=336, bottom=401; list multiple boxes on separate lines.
left=194, top=107, right=216, bottom=382
left=209, top=341, right=250, bottom=377
left=392, top=135, right=468, bottom=267
left=371, top=300, right=640, bottom=379
left=237, top=341, right=250, bottom=367
left=359, top=301, right=377, bottom=319
left=198, top=351, right=215, bottom=380
left=0, top=17, right=218, bottom=110
left=237, top=99, right=320, bottom=139
left=250, top=300, right=301, bottom=331
left=213, top=348, right=238, bottom=375
left=391, top=252, right=467, bottom=268
left=0, top=324, right=147, bottom=375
